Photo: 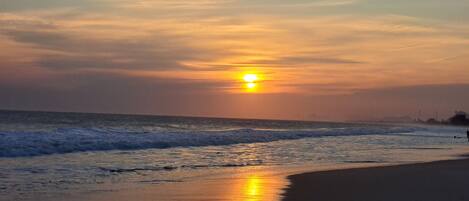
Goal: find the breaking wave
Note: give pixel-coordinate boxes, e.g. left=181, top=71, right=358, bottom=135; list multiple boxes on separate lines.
left=0, top=126, right=419, bottom=157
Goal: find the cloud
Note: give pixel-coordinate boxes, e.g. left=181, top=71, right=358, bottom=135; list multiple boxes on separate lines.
left=267, top=55, right=363, bottom=65
left=0, top=0, right=469, bottom=120
left=3, top=30, right=70, bottom=48
left=0, top=22, right=221, bottom=71
left=113, top=0, right=236, bottom=10
left=256, top=0, right=359, bottom=8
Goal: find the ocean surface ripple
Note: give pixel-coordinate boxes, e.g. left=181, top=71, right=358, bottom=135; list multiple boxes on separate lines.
left=0, top=125, right=422, bottom=157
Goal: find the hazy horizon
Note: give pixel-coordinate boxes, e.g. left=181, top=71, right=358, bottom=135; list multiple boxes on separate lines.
left=1, top=0, right=468, bottom=121
left=2, top=83, right=468, bottom=122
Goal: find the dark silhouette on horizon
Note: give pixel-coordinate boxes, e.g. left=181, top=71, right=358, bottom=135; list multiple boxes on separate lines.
left=419, top=111, right=469, bottom=126
left=449, top=111, right=469, bottom=125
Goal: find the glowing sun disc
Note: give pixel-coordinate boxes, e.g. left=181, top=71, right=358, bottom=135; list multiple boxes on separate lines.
left=246, top=83, right=257, bottom=89
left=243, top=74, right=258, bottom=83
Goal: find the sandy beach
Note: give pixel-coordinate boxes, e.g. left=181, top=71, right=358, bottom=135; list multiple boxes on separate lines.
left=2, top=110, right=469, bottom=201
left=2, top=0, right=469, bottom=199
left=283, top=156, right=469, bottom=201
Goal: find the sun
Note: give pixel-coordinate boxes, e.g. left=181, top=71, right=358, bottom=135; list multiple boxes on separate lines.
left=242, top=73, right=259, bottom=92
left=243, top=74, right=258, bottom=83
left=246, top=82, right=257, bottom=89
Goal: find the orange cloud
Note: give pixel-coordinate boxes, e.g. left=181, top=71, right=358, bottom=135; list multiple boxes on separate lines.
left=1, top=2, right=469, bottom=96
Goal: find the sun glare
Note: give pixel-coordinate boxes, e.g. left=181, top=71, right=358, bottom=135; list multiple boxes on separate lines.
left=242, top=73, right=260, bottom=92
left=243, top=74, right=258, bottom=83
left=246, top=83, right=257, bottom=89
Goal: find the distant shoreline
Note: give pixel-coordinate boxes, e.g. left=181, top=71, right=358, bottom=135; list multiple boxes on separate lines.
left=0, top=109, right=340, bottom=124
left=283, top=156, right=469, bottom=201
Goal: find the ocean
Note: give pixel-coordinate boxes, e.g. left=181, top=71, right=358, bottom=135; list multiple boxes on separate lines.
left=0, top=110, right=467, bottom=201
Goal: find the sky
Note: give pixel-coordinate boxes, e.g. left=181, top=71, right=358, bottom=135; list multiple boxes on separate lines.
left=0, top=0, right=468, bottom=121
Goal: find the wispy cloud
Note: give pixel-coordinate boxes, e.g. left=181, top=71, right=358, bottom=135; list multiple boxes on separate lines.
left=1, top=0, right=468, bottom=97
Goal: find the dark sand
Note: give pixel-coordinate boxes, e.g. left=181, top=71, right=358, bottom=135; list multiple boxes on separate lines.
left=283, top=158, right=469, bottom=201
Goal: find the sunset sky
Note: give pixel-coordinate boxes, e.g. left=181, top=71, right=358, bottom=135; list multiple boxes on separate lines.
left=1, top=0, right=468, bottom=121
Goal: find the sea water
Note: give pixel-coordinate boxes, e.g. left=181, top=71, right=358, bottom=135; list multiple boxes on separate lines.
left=0, top=110, right=467, bottom=201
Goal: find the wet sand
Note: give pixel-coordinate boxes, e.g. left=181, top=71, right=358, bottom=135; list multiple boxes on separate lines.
left=65, top=166, right=290, bottom=201
left=283, top=158, right=469, bottom=201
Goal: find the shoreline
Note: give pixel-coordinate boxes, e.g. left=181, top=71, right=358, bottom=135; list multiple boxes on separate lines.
left=13, top=155, right=469, bottom=201
left=38, top=146, right=469, bottom=201
left=62, top=163, right=391, bottom=201
left=282, top=156, right=469, bottom=201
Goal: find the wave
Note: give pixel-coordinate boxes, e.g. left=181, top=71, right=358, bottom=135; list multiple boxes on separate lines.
left=0, top=126, right=418, bottom=157
left=99, top=161, right=264, bottom=174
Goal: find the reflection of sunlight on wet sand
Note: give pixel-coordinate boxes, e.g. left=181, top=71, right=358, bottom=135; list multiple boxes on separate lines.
left=65, top=145, right=469, bottom=201
left=79, top=167, right=290, bottom=201
left=226, top=171, right=285, bottom=201
left=244, top=176, right=261, bottom=201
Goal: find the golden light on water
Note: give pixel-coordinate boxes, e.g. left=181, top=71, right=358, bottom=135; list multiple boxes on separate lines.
left=245, top=176, right=261, bottom=199
left=236, top=174, right=284, bottom=201
left=127, top=171, right=286, bottom=201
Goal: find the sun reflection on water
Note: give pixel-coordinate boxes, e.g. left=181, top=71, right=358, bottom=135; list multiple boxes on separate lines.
left=245, top=176, right=261, bottom=200
left=234, top=173, right=284, bottom=201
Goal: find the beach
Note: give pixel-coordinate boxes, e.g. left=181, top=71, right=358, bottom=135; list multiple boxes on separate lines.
left=1, top=111, right=469, bottom=201
left=2, top=0, right=469, bottom=200
left=52, top=153, right=469, bottom=201
left=283, top=156, right=469, bottom=201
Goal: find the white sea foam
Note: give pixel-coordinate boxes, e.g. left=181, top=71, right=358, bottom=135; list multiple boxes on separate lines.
left=0, top=126, right=419, bottom=157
